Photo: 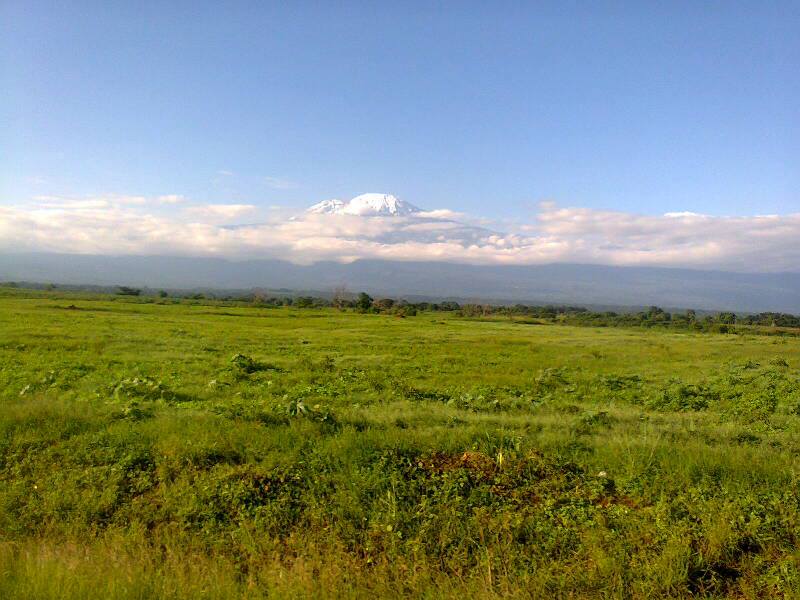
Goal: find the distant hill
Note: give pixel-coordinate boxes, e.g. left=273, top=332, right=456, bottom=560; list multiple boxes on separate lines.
left=1, top=252, right=798, bottom=313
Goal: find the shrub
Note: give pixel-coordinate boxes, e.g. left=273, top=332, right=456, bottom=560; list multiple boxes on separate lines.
left=107, top=376, right=187, bottom=403
left=229, top=353, right=283, bottom=376
left=648, top=380, right=719, bottom=411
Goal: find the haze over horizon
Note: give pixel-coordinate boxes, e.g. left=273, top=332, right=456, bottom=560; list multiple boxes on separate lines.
left=1, top=2, right=798, bottom=274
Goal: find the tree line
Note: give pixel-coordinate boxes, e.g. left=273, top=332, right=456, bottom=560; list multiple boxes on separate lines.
left=242, top=291, right=800, bottom=332
left=3, top=282, right=797, bottom=332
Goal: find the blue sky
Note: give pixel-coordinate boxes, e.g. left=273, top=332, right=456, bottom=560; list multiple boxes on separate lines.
left=2, top=1, right=798, bottom=219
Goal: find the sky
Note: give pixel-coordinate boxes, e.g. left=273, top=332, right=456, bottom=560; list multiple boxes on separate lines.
left=1, top=2, right=799, bottom=271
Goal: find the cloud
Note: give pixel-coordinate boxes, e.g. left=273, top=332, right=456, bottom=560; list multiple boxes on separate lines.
left=1, top=194, right=799, bottom=272
left=30, top=194, right=184, bottom=207
left=157, top=194, right=186, bottom=204
left=416, top=209, right=465, bottom=220
left=185, top=204, right=257, bottom=221
left=664, top=211, right=707, bottom=218
left=31, top=196, right=113, bottom=210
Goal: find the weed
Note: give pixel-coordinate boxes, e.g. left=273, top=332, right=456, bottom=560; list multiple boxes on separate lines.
left=2, top=291, right=800, bottom=598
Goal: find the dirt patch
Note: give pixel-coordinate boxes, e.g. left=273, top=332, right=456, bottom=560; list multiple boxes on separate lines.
left=417, top=451, right=497, bottom=478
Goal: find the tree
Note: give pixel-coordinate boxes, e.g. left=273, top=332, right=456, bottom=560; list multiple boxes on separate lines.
left=295, top=296, right=314, bottom=309
left=332, top=285, right=349, bottom=310
left=374, top=298, right=395, bottom=311
left=158, top=290, right=168, bottom=298
left=117, top=286, right=141, bottom=296
left=356, top=292, right=373, bottom=312
left=644, top=306, right=667, bottom=321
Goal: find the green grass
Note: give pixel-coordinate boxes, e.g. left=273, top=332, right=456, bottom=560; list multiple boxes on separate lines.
left=1, top=290, right=800, bottom=598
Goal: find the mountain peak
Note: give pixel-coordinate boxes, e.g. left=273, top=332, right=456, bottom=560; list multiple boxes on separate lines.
left=307, top=193, right=420, bottom=216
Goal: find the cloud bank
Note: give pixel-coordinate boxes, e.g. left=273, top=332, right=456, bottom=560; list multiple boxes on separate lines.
left=1, top=194, right=798, bottom=272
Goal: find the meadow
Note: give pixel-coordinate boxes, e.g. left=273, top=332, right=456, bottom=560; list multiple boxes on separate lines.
left=1, top=288, right=800, bottom=598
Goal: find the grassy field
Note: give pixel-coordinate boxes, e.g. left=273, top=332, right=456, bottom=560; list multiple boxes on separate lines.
left=1, top=289, right=800, bottom=598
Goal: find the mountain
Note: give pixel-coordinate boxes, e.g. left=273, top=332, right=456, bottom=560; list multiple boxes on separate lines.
left=306, top=193, right=421, bottom=216
left=2, top=253, right=799, bottom=313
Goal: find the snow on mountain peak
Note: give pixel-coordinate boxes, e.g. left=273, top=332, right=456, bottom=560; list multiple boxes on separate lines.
left=307, top=193, right=420, bottom=216
left=344, top=193, right=420, bottom=216
left=306, top=199, right=345, bottom=214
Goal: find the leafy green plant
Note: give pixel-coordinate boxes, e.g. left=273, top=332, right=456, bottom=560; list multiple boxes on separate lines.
left=648, top=380, right=719, bottom=411
left=3, top=288, right=800, bottom=598
left=106, top=376, right=188, bottom=403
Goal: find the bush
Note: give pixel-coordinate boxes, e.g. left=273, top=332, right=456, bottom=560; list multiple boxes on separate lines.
left=229, top=353, right=283, bottom=376
left=107, top=376, right=187, bottom=403
left=648, top=380, right=719, bottom=411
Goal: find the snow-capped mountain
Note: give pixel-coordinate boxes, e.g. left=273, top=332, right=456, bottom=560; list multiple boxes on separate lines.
left=307, top=193, right=421, bottom=216
left=298, top=192, right=491, bottom=246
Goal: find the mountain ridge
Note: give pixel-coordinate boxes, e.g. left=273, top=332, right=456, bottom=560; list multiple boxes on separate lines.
left=306, top=193, right=421, bottom=216
left=1, top=252, right=798, bottom=313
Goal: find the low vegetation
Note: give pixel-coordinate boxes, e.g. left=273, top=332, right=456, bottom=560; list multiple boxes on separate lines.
left=5, top=280, right=799, bottom=334
left=1, top=287, right=799, bottom=598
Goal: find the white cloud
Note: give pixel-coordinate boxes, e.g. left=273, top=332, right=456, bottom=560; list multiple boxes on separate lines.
left=663, top=211, right=707, bottom=218
left=1, top=194, right=799, bottom=272
left=416, top=209, right=465, bottom=220
left=31, top=197, right=112, bottom=210
left=185, top=204, right=257, bottom=221
left=157, top=194, right=186, bottom=204
left=30, top=194, right=185, bottom=207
